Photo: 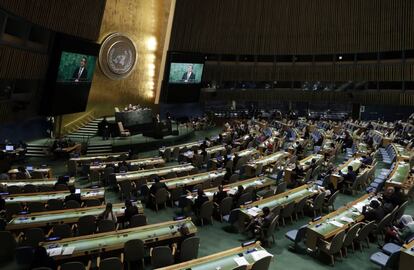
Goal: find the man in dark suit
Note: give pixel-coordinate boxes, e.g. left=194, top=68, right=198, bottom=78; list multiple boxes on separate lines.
left=181, top=64, right=196, bottom=83
left=213, top=185, right=228, bottom=204
left=193, top=188, right=209, bottom=214
left=72, top=57, right=88, bottom=82
left=149, top=176, right=167, bottom=196
left=362, top=200, right=385, bottom=222
left=64, top=186, right=82, bottom=204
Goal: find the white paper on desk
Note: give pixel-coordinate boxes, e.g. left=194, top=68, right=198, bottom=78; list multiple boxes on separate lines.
left=254, top=180, right=263, bottom=185
left=205, top=192, right=214, bottom=197
left=234, top=256, right=249, bottom=266
left=340, top=217, right=354, bottom=223
left=353, top=203, right=365, bottom=213
left=328, top=220, right=344, bottom=228
left=62, top=247, right=75, bottom=256
left=227, top=189, right=237, bottom=195
left=247, top=207, right=261, bottom=217
left=47, top=247, right=62, bottom=257
left=251, top=250, right=273, bottom=262
left=186, top=195, right=194, bottom=200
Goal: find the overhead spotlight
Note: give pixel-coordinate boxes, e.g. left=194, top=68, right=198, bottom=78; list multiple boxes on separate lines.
left=338, top=55, right=343, bottom=60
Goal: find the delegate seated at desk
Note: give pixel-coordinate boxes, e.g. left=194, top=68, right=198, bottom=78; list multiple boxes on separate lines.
left=338, top=165, right=357, bottom=189
left=362, top=199, right=385, bottom=223
left=147, top=176, right=168, bottom=204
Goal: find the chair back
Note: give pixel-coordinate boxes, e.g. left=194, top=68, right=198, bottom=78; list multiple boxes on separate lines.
left=85, top=199, right=101, bottom=207
left=163, top=148, right=171, bottom=162
left=356, top=221, right=376, bottom=242
left=151, top=246, right=174, bottom=268
left=24, top=184, right=37, bottom=193
left=262, top=189, right=274, bottom=199
left=271, top=205, right=282, bottom=216
left=295, top=225, right=308, bottom=243
left=65, top=200, right=81, bottom=209
left=77, top=215, right=96, bottom=235
left=376, top=213, right=393, bottom=233
left=52, top=224, right=72, bottom=238
left=343, top=223, right=361, bottom=248
left=219, top=197, right=233, bottom=216
left=229, top=173, right=239, bottom=183
left=294, top=196, right=307, bottom=215
left=123, top=239, right=144, bottom=263
left=15, top=246, right=35, bottom=266
left=27, top=201, right=45, bottom=212
left=0, top=231, right=16, bottom=262
left=98, top=219, right=116, bottom=232
left=155, top=188, right=169, bottom=204
left=265, top=215, right=279, bottom=239
left=275, top=182, right=287, bottom=194
left=7, top=185, right=21, bottom=194
left=130, top=214, right=147, bottom=227
left=200, top=201, right=214, bottom=220
left=282, top=201, right=295, bottom=218
left=100, top=257, right=123, bottom=270
left=394, top=201, right=408, bottom=221
left=313, top=192, right=326, bottom=211
left=179, top=236, right=200, bottom=262
left=47, top=199, right=64, bottom=210
left=237, top=192, right=252, bottom=207
left=328, top=230, right=346, bottom=254
left=251, top=255, right=272, bottom=270
left=61, top=262, right=86, bottom=270
left=326, top=190, right=340, bottom=207
left=22, top=228, right=45, bottom=247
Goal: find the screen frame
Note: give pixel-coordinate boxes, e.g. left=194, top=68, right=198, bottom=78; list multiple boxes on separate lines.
left=168, top=62, right=204, bottom=84
left=160, top=51, right=205, bottom=104
left=40, top=33, right=101, bottom=116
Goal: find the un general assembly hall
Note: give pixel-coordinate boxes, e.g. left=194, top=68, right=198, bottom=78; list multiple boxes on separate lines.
left=0, top=0, right=414, bottom=269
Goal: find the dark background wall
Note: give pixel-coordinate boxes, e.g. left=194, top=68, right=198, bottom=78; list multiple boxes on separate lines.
left=170, top=0, right=414, bottom=55
left=0, top=1, right=106, bottom=124
left=169, top=0, right=414, bottom=111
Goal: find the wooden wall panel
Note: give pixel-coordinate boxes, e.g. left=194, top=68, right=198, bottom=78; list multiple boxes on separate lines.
left=201, top=89, right=414, bottom=106
left=170, top=0, right=414, bottom=55
left=0, top=0, right=106, bottom=40
left=0, top=45, right=48, bottom=79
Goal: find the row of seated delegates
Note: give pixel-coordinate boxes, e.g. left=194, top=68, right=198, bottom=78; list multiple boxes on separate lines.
left=244, top=207, right=276, bottom=242
left=104, top=159, right=130, bottom=173
left=2, top=166, right=31, bottom=180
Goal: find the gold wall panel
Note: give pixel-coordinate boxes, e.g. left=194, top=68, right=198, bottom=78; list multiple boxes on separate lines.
left=61, top=0, right=173, bottom=131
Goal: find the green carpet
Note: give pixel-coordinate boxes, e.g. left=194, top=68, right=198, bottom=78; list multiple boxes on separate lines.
left=16, top=128, right=414, bottom=270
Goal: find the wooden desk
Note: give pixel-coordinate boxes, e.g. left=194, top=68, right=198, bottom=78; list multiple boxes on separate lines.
left=400, top=240, right=414, bottom=270
left=157, top=242, right=272, bottom=270
left=391, top=144, right=412, bottom=162
left=70, top=152, right=129, bottom=164
left=40, top=218, right=197, bottom=260
left=240, top=184, right=318, bottom=220
left=7, top=202, right=143, bottom=230
left=385, top=161, right=411, bottom=190
left=209, top=148, right=258, bottom=170
left=306, top=194, right=372, bottom=250
left=330, top=158, right=363, bottom=189
left=4, top=188, right=105, bottom=204
left=284, top=154, right=324, bottom=183
left=159, top=141, right=202, bottom=156
left=160, top=170, right=226, bottom=190
left=89, top=157, right=165, bottom=172
left=9, top=167, right=53, bottom=178
left=115, top=163, right=195, bottom=183
left=245, top=151, right=289, bottom=177
left=0, top=177, right=75, bottom=188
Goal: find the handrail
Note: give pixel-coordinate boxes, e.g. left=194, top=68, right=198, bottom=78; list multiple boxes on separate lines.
left=62, top=110, right=95, bottom=135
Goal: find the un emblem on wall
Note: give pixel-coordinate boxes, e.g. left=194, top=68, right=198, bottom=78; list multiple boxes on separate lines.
left=99, top=33, right=137, bottom=80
